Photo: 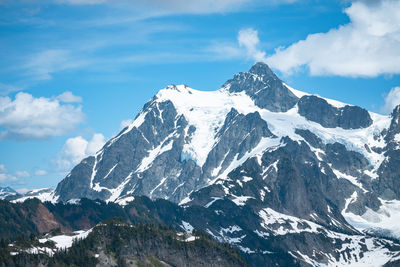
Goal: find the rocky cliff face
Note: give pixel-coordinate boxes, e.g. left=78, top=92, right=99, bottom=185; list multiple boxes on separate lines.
left=297, top=95, right=372, bottom=129
left=223, top=62, right=299, bottom=112
left=51, top=62, right=400, bottom=266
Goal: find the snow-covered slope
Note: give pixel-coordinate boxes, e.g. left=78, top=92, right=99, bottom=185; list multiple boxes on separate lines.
left=52, top=62, right=400, bottom=266
left=0, top=186, right=17, bottom=199
left=12, top=188, right=58, bottom=203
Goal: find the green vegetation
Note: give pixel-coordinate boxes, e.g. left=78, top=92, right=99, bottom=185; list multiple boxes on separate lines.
left=0, top=217, right=247, bottom=267
left=0, top=200, right=39, bottom=241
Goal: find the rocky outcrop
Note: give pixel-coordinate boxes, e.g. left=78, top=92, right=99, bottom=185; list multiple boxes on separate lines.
left=202, top=108, right=275, bottom=178
left=374, top=105, right=400, bottom=200
left=223, top=62, right=298, bottom=112
left=298, top=95, right=372, bottom=129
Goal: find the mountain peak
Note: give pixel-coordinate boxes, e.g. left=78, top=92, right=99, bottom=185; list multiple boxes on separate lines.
left=248, top=62, right=277, bottom=78
left=223, top=62, right=298, bottom=112
left=392, top=104, right=400, bottom=118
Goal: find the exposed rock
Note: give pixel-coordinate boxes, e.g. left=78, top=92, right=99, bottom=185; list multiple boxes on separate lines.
left=223, top=62, right=298, bottom=112
left=298, top=95, right=372, bottom=129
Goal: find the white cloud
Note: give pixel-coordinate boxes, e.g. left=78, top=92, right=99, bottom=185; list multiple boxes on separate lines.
left=35, top=170, right=47, bottom=176
left=56, top=0, right=299, bottom=13
left=120, top=119, right=134, bottom=130
left=132, top=0, right=249, bottom=14
left=205, top=42, right=243, bottom=60
left=86, top=133, right=105, bottom=155
left=55, top=133, right=105, bottom=171
left=264, top=0, right=400, bottom=77
left=381, top=86, right=400, bottom=114
left=0, top=173, right=17, bottom=183
left=0, top=164, right=32, bottom=184
left=0, top=92, right=85, bottom=140
left=0, top=164, right=17, bottom=183
left=56, top=91, right=82, bottom=103
left=57, top=0, right=107, bottom=5
left=58, top=0, right=248, bottom=12
left=15, top=171, right=30, bottom=178
left=238, top=28, right=266, bottom=62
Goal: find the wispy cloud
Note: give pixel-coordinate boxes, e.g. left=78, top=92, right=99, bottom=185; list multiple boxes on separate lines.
left=23, top=49, right=88, bottom=81
left=0, top=164, right=28, bottom=184
left=0, top=165, right=17, bottom=183
left=15, top=170, right=30, bottom=178
left=0, top=83, right=24, bottom=96
left=0, top=173, right=17, bottom=183
left=56, top=91, right=82, bottom=103
left=35, top=169, right=47, bottom=176
left=57, top=0, right=107, bottom=5
left=126, top=0, right=250, bottom=15
left=56, top=0, right=299, bottom=14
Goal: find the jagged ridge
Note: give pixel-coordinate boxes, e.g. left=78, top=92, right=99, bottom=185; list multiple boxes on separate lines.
left=47, top=62, right=400, bottom=266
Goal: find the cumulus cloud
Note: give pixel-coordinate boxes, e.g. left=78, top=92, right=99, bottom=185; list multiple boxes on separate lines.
left=86, top=133, right=106, bottom=155
left=55, top=133, right=105, bottom=171
left=56, top=91, right=82, bottom=103
left=263, top=0, right=400, bottom=77
left=0, top=92, right=85, bottom=140
left=381, top=87, right=400, bottom=114
left=238, top=28, right=266, bottom=62
left=35, top=170, right=47, bottom=176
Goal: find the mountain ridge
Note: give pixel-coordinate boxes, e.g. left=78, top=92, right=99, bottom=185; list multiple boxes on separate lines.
left=14, top=62, right=400, bottom=266
left=55, top=62, right=389, bottom=205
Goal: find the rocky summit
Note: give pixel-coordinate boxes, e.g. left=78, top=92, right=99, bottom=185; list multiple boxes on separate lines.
left=38, top=62, right=400, bottom=266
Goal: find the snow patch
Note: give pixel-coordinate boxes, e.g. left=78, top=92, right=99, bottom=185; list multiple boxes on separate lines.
left=344, top=198, right=400, bottom=239
left=12, top=188, right=58, bottom=204
left=137, top=136, right=174, bottom=173
left=181, top=221, right=194, bottom=233
left=259, top=208, right=321, bottom=235
left=39, top=229, right=92, bottom=250
left=204, top=197, right=222, bottom=208
left=331, top=168, right=367, bottom=193
left=231, top=195, right=254, bottom=206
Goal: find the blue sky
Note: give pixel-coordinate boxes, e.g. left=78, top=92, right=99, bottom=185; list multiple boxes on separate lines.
left=0, top=0, right=399, bottom=192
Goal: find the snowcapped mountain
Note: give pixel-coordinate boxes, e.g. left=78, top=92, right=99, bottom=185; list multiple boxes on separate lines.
left=11, top=188, right=58, bottom=203
left=52, top=62, right=400, bottom=266
left=0, top=186, right=17, bottom=199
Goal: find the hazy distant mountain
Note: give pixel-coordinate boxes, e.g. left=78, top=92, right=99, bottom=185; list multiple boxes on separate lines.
left=0, top=186, right=18, bottom=200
